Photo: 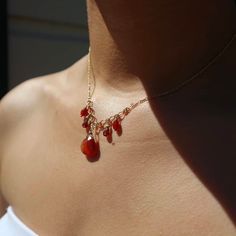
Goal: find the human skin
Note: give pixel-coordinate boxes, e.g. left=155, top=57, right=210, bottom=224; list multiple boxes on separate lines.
left=0, top=0, right=236, bottom=235
left=87, top=0, right=236, bottom=97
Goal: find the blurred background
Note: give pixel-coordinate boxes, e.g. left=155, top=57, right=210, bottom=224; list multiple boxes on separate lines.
left=1, top=0, right=89, bottom=98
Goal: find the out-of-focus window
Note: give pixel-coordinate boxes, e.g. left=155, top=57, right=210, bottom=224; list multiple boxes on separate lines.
left=8, top=0, right=89, bottom=89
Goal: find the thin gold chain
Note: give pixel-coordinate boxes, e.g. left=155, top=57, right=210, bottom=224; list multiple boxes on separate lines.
left=86, top=33, right=236, bottom=133
left=88, top=33, right=236, bottom=100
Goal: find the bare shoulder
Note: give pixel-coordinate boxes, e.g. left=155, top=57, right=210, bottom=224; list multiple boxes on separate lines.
left=0, top=56, right=86, bottom=213
left=0, top=55, right=87, bottom=140
left=0, top=55, right=86, bottom=122
left=0, top=72, right=63, bottom=135
left=0, top=75, right=51, bottom=214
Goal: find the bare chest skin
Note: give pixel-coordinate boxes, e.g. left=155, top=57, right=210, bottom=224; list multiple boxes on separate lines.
left=1, top=79, right=236, bottom=236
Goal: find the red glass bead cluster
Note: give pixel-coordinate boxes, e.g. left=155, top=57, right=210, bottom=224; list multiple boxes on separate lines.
left=80, top=105, right=124, bottom=159
left=80, top=47, right=150, bottom=159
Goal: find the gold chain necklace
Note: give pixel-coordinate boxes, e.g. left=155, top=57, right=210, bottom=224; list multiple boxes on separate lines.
left=80, top=33, right=236, bottom=159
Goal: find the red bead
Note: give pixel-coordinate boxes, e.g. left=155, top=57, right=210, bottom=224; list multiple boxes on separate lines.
left=112, top=119, right=121, bottom=131
left=81, top=135, right=99, bottom=158
left=80, top=107, right=89, bottom=117
left=103, top=127, right=111, bottom=136
left=82, top=117, right=89, bottom=128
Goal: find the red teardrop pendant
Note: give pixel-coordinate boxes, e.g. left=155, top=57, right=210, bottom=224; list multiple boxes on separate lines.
left=112, top=118, right=121, bottom=131
left=81, top=134, right=99, bottom=158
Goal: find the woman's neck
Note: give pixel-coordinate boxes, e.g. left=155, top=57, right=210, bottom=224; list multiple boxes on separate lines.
left=86, top=0, right=236, bottom=97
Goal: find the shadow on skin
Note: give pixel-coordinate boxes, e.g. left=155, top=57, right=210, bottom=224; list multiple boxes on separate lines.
left=94, top=0, right=236, bottom=225
left=147, top=80, right=236, bottom=226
